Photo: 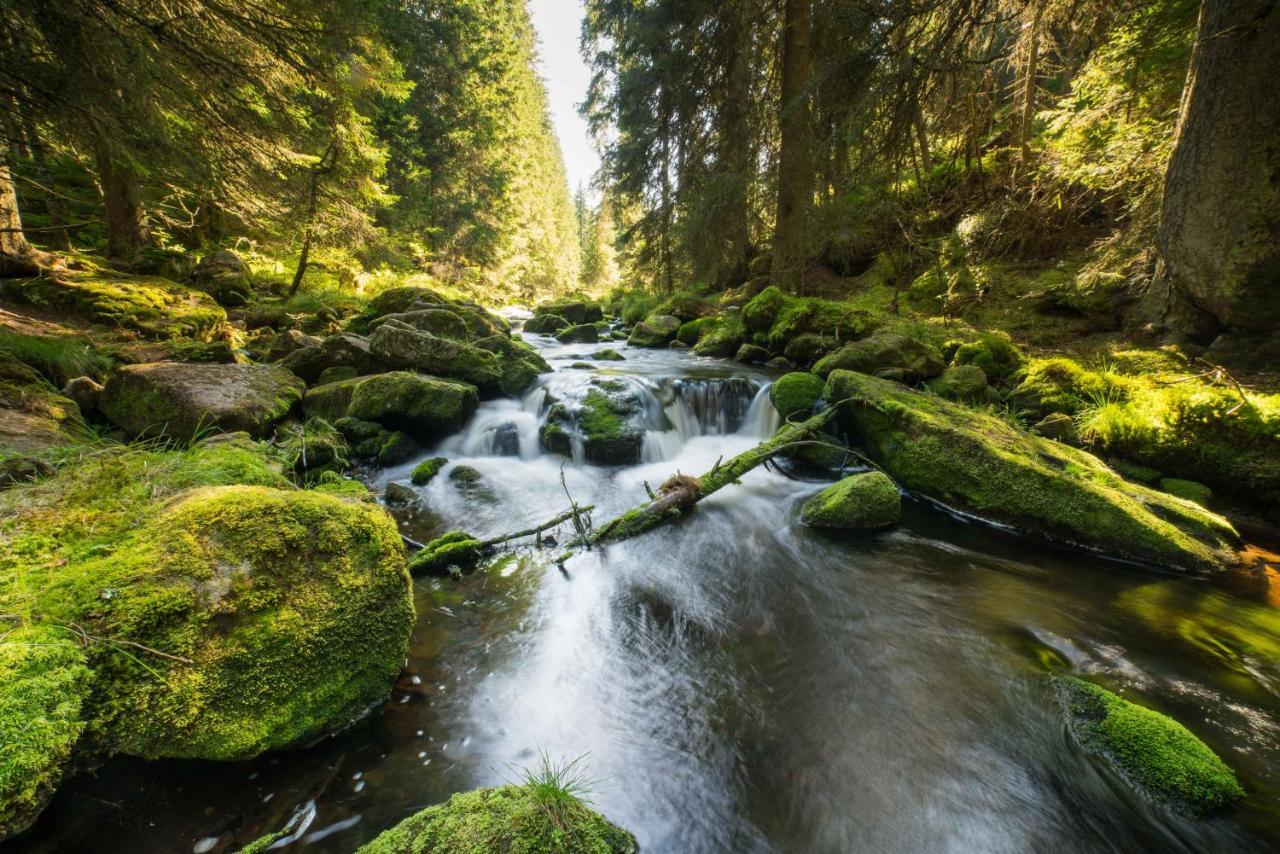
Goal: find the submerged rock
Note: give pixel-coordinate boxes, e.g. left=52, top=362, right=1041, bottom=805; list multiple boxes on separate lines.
left=355, top=784, right=638, bottom=853
left=1055, top=676, right=1242, bottom=816
left=384, top=482, right=418, bottom=506
left=825, top=370, right=1239, bottom=572
left=800, top=471, right=901, bottom=531
left=101, top=362, right=303, bottom=441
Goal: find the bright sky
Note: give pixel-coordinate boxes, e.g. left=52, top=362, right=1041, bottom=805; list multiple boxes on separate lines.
left=528, top=0, right=601, bottom=200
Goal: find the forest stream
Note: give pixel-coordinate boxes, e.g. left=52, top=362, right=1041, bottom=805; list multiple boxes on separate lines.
left=12, top=318, right=1280, bottom=854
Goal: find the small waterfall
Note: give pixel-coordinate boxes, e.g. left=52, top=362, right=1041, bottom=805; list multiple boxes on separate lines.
left=442, top=399, right=542, bottom=459
left=670, top=377, right=757, bottom=436
left=738, top=383, right=780, bottom=439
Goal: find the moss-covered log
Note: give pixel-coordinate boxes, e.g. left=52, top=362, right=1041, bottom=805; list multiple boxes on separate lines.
left=578, top=407, right=838, bottom=551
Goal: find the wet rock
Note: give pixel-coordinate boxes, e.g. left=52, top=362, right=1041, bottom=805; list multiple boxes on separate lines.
left=448, top=465, right=483, bottom=486
left=569, top=361, right=596, bottom=370
left=101, top=362, right=303, bottom=441
left=592, top=348, right=625, bottom=361
left=405, top=531, right=483, bottom=577
left=523, top=313, right=570, bottom=335
left=532, top=299, right=603, bottom=325
left=411, top=456, right=448, bottom=485
left=668, top=341, right=690, bottom=350
left=344, top=372, right=479, bottom=441
left=800, top=471, right=901, bottom=531
left=735, top=343, right=769, bottom=364
left=539, top=388, right=644, bottom=465
left=814, top=333, right=945, bottom=381
left=628, top=314, right=681, bottom=347
left=825, top=370, right=1240, bottom=572
left=1055, top=676, right=1242, bottom=816
left=368, top=324, right=501, bottom=388
left=770, top=372, right=825, bottom=420
left=472, top=334, right=550, bottom=396
left=783, top=333, right=837, bottom=365
left=384, top=482, right=418, bottom=506
left=354, top=784, right=638, bottom=853
left=265, top=328, right=323, bottom=363
left=764, top=356, right=794, bottom=370
left=61, top=376, right=103, bottom=412
left=556, top=324, right=600, bottom=344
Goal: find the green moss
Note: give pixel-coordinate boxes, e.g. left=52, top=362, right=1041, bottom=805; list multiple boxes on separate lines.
left=766, top=295, right=876, bottom=350
left=926, top=364, right=989, bottom=401
left=691, top=315, right=744, bottom=357
left=524, top=313, right=570, bottom=335
left=813, top=333, right=945, bottom=381
left=653, top=292, right=714, bottom=321
left=1009, top=357, right=1127, bottom=416
left=626, top=315, right=680, bottom=347
left=356, top=784, right=637, bottom=854
left=473, top=335, right=550, bottom=395
left=1055, top=676, right=1242, bottom=816
left=1, top=273, right=226, bottom=341
left=577, top=389, right=642, bottom=464
left=770, top=372, right=825, bottom=420
left=825, top=370, right=1239, bottom=572
left=533, top=299, right=603, bottom=325
left=0, top=626, right=91, bottom=838
left=676, top=317, right=719, bottom=345
left=411, top=457, right=448, bottom=485
left=1159, top=478, right=1212, bottom=506
left=741, top=285, right=788, bottom=333
left=346, top=372, right=478, bottom=440
left=406, top=531, right=483, bottom=577
left=800, top=471, right=901, bottom=530
left=556, top=324, right=600, bottom=344
left=950, top=332, right=1024, bottom=382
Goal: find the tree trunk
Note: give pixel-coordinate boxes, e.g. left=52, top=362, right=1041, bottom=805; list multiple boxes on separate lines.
left=771, top=0, right=813, bottom=293
left=716, top=0, right=754, bottom=288
left=0, top=155, right=31, bottom=258
left=1014, top=3, right=1043, bottom=181
left=95, top=145, right=149, bottom=259
left=1152, top=0, right=1280, bottom=335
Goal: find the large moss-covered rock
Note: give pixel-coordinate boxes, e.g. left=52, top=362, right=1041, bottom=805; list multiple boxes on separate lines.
left=742, top=285, right=788, bottom=333
left=825, top=371, right=1239, bottom=572
left=523, top=313, right=570, bottom=335
left=473, top=335, right=550, bottom=395
left=1055, top=676, right=1242, bottom=816
left=691, top=316, right=744, bottom=357
left=949, top=332, right=1024, bottom=382
left=556, top=324, right=600, bottom=344
left=355, top=784, right=638, bottom=853
left=539, top=387, right=643, bottom=465
left=770, top=372, right=825, bottom=420
left=344, top=372, right=478, bottom=441
left=0, top=353, right=83, bottom=454
left=814, top=333, right=945, bottom=381
left=0, top=272, right=226, bottom=340
left=0, top=627, right=91, bottom=838
left=926, top=364, right=990, bottom=402
left=800, top=471, right=901, bottom=531
left=193, top=250, right=254, bottom=307
left=101, top=362, right=303, bottom=440
left=628, top=314, right=681, bottom=347
left=532, top=299, right=603, bottom=325
left=369, top=325, right=502, bottom=388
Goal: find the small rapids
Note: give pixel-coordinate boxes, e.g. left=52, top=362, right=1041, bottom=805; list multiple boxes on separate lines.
left=16, top=316, right=1280, bottom=854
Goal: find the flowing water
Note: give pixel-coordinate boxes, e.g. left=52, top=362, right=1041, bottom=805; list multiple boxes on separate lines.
left=13, top=321, right=1280, bottom=853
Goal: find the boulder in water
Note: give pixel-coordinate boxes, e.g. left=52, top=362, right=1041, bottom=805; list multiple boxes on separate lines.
left=523, top=313, right=570, bottom=335
left=735, top=343, right=769, bottom=364
left=411, top=456, right=448, bottom=485
left=556, top=323, right=600, bottom=344
left=406, top=530, right=483, bottom=576
left=1055, top=676, right=1242, bottom=816
left=532, top=298, right=603, bottom=325
left=473, top=334, right=550, bottom=395
left=354, top=784, right=638, bottom=853
left=800, top=471, right=901, bottom=531
left=101, top=362, right=303, bottom=440
left=825, top=370, right=1240, bottom=572
left=384, top=481, right=418, bottom=506
left=628, top=314, right=681, bottom=347
left=345, top=372, right=478, bottom=441
left=770, top=371, right=825, bottom=420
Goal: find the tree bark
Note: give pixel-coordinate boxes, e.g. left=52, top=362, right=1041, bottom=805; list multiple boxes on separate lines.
left=95, top=145, right=150, bottom=259
left=0, top=155, right=32, bottom=259
left=1014, top=3, right=1043, bottom=182
left=716, top=0, right=755, bottom=288
left=771, top=0, right=813, bottom=293
left=1152, top=0, right=1280, bottom=335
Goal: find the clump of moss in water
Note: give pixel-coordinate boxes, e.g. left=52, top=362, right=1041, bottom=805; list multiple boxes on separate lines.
left=356, top=757, right=637, bottom=853
left=411, top=456, right=448, bottom=485
left=770, top=372, right=825, bottom=420
left=1054, top=676, right=1243, bottom=816
left=408, top=531, right=483, bottom=576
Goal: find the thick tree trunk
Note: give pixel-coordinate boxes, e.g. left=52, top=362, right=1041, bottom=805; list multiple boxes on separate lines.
left=1014, top=3, right=1043, bottom=181
left=0, top=155, right=31, bottom=258
left=716, top=0, right=754, bottom=288
left=95, top=146, right=150, bottom=259
left=1152, top=0, right=1280, bottom=335
left=771, top=0, right=813, bottom=293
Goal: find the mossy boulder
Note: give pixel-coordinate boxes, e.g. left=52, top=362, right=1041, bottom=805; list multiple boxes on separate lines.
left=0, top=353, right=83, bottom=454
left=770, top=372, right=825, bottom=420
left=1033, top=412, right=1081, bottom=446
left=1007, top=357, right=1124, bottom=417
left=371, top=308, right=471, bottom=341
left=627, top=314, right=681, bottom=347
left=800, top=471, right=901, bottom=531
left=593, top=349, right=625, bottom=361
left=532, top=299, right=603, bottom=325
left=1055, top=676, right=1242, bottom=816
left=926, top=364, right=989, bottom=401
left=825, top=370, right=1239, bottom=572
left=0, top=627, right=91, bottom=838
left=782, top=333, right=838, bottom=365
left=556, top=324, right=601, bottom=344
left=411, top=456, right=448, bottom=485
left=742, top=285, right=788, bottom=333
left=369, top=325, right=502, bottom=388
left=355, top=784, right=638, bottom=853
left=301, top=375, right=366, bottom=423
left=101, top=362, right=303, bottom=441
left=523, top=313, right=570, bottom=335
left=1159, top=477, right=1212, bottom=506
left=653, top=292, right=714, bottom=322
left=691, top=316, right=744, bottom=357
left=735, top=343, right=769, bottom=364
left=472, top=335, right=550, bottom=395
left=335, top=417, right=421, bottom=466
left=192, top=250, right=254, bottom=307
left=676, top=317, right=719, bottom=345
left=346, top=372, right=478, bottom=441
left=814, top=333, right=945, bottom=381
left=0, top=272, right=226, bottom=341
left=281, top=333, right=389, bottom=385
left=950, top=332, right=1024, bottom=383
left=540, top=388, right=643, bottom=465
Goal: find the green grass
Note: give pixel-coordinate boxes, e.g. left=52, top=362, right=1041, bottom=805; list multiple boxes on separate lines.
left=0, top=331, right=113, bottom=384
